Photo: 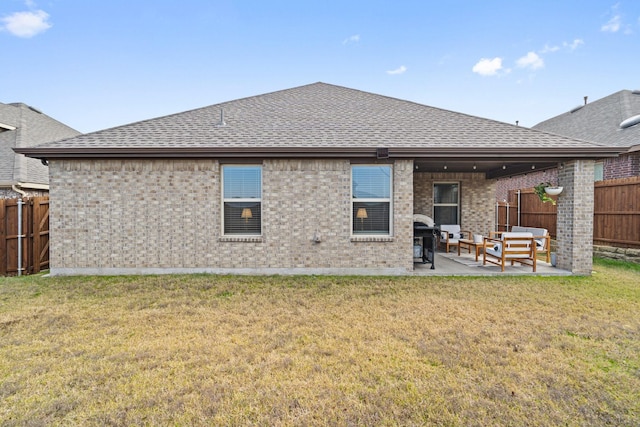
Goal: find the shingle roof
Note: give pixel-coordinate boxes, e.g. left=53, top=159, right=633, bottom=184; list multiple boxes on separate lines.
left=18, top=83, right=620, bottom=161
left=533, top=90, right=640, bottom=148
left=1, top=102, right=80, bottom=186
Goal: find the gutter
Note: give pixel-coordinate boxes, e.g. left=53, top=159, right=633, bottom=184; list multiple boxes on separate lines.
left=627, top=144, right=640, bottom=153
left=1, top=181, right=49, bottom=192
left=14, top=145, right=624, bottom=161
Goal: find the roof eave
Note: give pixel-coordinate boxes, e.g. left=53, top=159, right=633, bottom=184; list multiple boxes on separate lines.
left=14, top=147, right=378, bottom=160
left=14, top=145, right=623, bottom=161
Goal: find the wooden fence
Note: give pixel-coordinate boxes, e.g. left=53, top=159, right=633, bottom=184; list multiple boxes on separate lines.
left=0, top=197, right=50, bottom=276
left=496, top=176, right=640, bottom=249
left=496, top=190, right=558, bottom=237
left=593, top=177, right=640, bottom=248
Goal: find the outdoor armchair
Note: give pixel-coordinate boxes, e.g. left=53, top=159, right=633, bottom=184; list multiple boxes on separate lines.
left=439, top=224, right=471, bottom=253
left=483, top=232, right=537, bottom=272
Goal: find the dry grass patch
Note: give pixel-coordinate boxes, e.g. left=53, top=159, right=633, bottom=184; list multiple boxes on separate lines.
left=1, top=261, right=639, bottom=425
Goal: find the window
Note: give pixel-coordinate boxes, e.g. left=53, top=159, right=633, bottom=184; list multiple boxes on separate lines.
left=222, top=165, right=262, bottom=235
left=352, top=165, right=392, bottom=235
left=594, top=161, right=604, bottom=181
left=433, top=183, right=459, bottom=225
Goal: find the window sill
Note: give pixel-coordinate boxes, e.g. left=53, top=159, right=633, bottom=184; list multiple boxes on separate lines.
left=219, top=236, right=263, bottom=243
left=350, top=236, right=395, bottom=243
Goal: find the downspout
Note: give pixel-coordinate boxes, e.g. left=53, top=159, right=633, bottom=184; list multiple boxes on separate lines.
left=12, top=185, right=28, bottom=276
left=12, top=184, right=27, bottom=198
left=16, top=197, right=25, bottom=276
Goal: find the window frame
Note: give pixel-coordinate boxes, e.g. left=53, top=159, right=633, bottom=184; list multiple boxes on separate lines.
left=221, top=164, right=263, bottom=236
left=351, top=164, right=393, bottom=236
left=433, top=182, right=460, bottom=226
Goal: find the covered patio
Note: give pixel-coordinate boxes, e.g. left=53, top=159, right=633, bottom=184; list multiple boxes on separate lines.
left=410, top=155, right=615, bottom=275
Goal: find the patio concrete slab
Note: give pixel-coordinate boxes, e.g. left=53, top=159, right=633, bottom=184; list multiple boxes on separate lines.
left=413, top=251, right=571, bottom=276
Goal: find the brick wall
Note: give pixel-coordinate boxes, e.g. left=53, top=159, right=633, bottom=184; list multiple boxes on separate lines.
left=494, top=168, right=559, bottom=202
left=48, top=158, right=414, bottom=275
left=604, top=152, right=640, bottom=180
left=494, top=153, right=639, bottom=197
left=414, top=172, right=495, bottom=236
left=50, top=159, right=220, bottom=271
left=556, top=160, right=595, bottom=274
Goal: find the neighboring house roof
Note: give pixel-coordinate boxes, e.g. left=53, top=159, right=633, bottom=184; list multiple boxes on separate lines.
left=1, top=102, right=80, bottom=189
left=16, top=83, right=622, bottom=178
left=533, top=90, right=640, bottom=150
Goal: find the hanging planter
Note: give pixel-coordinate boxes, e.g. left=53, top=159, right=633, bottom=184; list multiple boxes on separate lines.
left=534, top=182, right=561, bottom=205
left=544, top=186, right=563, bottom=196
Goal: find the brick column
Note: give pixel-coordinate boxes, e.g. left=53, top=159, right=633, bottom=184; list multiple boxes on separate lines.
left=556, top=160, right=595, bottom=274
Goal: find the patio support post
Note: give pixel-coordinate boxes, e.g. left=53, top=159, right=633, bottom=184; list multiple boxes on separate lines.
left=556, top=159, right=595, bottom=274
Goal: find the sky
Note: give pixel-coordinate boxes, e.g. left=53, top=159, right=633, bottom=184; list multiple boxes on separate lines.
left=1, top=0, right=639, bottom=134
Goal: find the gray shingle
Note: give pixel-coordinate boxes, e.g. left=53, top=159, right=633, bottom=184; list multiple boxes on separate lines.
left=1, top=102, right=80, bottom=186
left=533, top=90, right=640, bottom=148
left=30, top=82, right=610, bottom=152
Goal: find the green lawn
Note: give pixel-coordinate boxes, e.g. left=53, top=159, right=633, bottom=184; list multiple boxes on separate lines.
left=1, top=258, right=639, bottom=426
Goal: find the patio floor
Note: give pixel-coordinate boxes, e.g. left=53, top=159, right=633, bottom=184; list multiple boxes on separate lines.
left=413, top=250, right=571, bottom=276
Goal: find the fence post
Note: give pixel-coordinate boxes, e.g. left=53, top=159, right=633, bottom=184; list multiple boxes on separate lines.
left=517, top=190, right=521, bottom=227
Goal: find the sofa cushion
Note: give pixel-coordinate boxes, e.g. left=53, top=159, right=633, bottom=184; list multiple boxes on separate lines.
left=440, top=224, right=461, bottom=240
left=511, top=226, right=548, bottom=248
left=512, top=226, right=547, bottom=236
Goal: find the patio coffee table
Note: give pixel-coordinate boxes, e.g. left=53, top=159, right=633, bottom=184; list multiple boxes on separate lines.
left=457, top=238, right=488, bottom=262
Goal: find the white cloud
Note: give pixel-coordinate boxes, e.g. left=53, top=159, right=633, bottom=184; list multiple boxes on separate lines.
left=541, top=38, right=584, bottom=54
left=1, top=9, right=51, bottom=37
left=540, top=44, right=560, bottom=53
left=472, top=57, right=503, bottom=76
left=342, top=34, right=360, bottom=45
left=601, top=14, right=621, bottom=32
left=386, top=65, right=407, bottom=75
left=516, top=52, right=544, bottom=70
left=564, top=38, right=584, bottom=50
left=600, top=3, right=635, bottom=34
left=601, top=3, right=623, bottom=32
